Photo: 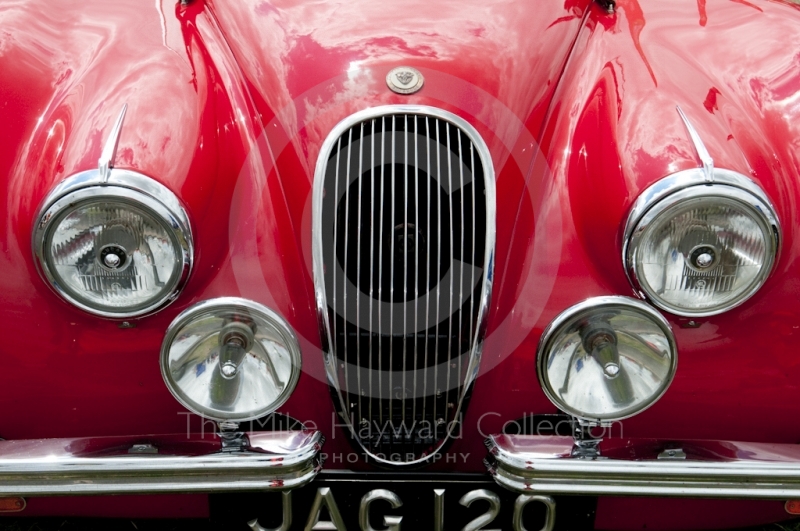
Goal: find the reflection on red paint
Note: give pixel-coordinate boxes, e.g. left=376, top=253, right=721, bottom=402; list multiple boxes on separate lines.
left=624, top=0, right=657, bottom=86
left=698, top=0, right=708, bottom=26
left=549, top=15, right=581, bottom=28
left=730, top=0, right=764, bottom=12
left=703, top=87, right=722, bottom=114
left=548, top=0, right=587, bottom=29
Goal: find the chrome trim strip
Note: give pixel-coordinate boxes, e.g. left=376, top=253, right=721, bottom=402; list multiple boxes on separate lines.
left=536, top=296, right=678, bottom=423
left=98, top=104, right=128, bottom=182
left=32, top=168, right=193, bottom=319
left=622, top=169, right=780, bottom=316
left=0, top=431, right=322, bottom=496
left=487, top=435, right=800, bottom=499
left=311, top=105, right=496, bottom=466
left=676, top=106, right=713, bottom=182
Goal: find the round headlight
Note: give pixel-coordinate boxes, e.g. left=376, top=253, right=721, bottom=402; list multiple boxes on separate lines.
left=34, top=170, right=192, bottom=318
left=161, top=298, right=302, bottom=422
left=624, top=170, right=779, bottom=316
left=537, top=296, right=677, bottom=423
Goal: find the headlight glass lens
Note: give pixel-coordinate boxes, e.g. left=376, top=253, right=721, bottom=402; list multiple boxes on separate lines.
left=35, top=174, right=192, bottom=318
left=628, top=187, right=777, bottom=316
left=46, top=199, right=181, bottom=313
left=161, top=298, right=302, bottom=422
left=538, top=297, right=677, bottom=423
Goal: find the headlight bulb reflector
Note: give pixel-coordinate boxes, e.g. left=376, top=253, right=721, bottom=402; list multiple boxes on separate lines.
left=537, top=297, right=677, bottom=423
left=625, top=175, right=779, bottom=316
left=160, top=298, right=302, bottom=422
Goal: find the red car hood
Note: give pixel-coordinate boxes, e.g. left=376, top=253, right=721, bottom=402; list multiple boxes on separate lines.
left=0, top=0, right=590, bottom=439
left=207, top=0, right=591, bottom=150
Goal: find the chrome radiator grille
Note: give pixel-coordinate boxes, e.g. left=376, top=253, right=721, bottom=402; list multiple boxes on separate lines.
left=313, top=106, right=494, bottom=464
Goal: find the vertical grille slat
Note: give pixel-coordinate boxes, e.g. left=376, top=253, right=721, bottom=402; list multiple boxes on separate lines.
left=445, top=123, right=454, bottom=421
left=331, top=137, right=341, bottom=400
left=469, top=142, right=476, bottom=381
left=343, top=128, right=353, bottom=407
left=377, top=116, right=386, bottom=427
left=422, top=116, right=432, bottom=432
left=356, top=122, right=364, bottom=418
left=413, top=116, right=420, bottom=425
left=369, top=119, right=376, bottom=424
left=316, top=108, right=493, bottom=464
left=457, top=129, right=465, bottom=400
left=411, top=116, right=422, bottom=428
left=389, top=115, right=396, bottom=434
left=433, top=119, right=442, bottom=436
left=402, top=115, right=408, bottom=427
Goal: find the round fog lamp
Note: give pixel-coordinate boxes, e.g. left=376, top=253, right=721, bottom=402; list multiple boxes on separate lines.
left=161, top=298, right=302, bottom=422
left=537, top=297, right=677, bottom=423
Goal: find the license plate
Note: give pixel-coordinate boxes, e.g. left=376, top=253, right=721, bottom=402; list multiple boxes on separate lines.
left=211, top=472, right=595, bottom=530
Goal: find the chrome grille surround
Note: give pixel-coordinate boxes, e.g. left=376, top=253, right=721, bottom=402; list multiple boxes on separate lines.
left=312, top=105, right=495, bottom=465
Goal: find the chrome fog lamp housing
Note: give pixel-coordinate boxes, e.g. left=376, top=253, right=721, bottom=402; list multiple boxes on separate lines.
left=161, top=298, right=302, bottom=422
left=624, top=169, right=779, bottom=317
left=537, top=296, right=677, bottom=423
left=33, top=170, right=193, bottom=318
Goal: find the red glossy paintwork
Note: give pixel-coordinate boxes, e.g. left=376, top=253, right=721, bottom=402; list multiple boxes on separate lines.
left=2, top=0, right=800, bottom=526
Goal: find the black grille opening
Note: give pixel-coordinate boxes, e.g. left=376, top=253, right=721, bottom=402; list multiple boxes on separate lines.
left=319, top=112, right=488, bottom=462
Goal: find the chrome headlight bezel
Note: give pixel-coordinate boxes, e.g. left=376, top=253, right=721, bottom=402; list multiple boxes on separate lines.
left=33, top=169, right=193, bottom=318
left=160, top=297, right=303, bottom=423
left=537, top=296, right=678, bottom=423
left=623, top=168, right=780, bottom=317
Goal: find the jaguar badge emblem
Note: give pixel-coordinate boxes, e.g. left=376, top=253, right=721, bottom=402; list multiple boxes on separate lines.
left=386, top=66, right=424, bottom=95
left=395, top=71, right=415, bottom=85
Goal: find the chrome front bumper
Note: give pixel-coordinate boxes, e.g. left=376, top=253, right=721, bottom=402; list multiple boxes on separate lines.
left=0, top=431, right=323, bottom=496
left=486, top=434, right=800, bottom=499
